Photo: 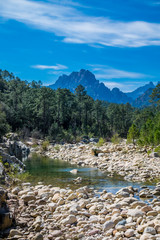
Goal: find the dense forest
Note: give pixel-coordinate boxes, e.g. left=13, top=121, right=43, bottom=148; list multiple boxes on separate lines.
left=0, top=69, right=160, bottom=145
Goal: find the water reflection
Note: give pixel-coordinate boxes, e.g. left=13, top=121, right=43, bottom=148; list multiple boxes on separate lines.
left=25, top=153, right=154, bottom=193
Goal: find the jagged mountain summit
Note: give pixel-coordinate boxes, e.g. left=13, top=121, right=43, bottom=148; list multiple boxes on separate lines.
left=132, top=88, right=155, bottom=108
left=49, top=69, right=155, bottom=106
left=49, top=69, right=132, bottom=104
left=126, top=82, right=155, bottom=100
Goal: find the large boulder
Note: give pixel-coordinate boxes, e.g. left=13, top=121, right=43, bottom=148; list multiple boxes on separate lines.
left=8, top=141, right=30, bottom=161
left=0, top=187, right=13, bottom=231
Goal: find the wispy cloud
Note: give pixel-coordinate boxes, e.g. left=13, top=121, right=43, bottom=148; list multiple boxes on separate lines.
left=89, top=64, right=152, bottom=79
left=1, top=0, right=160, bottom=47
left=32, top=64, right=68, bottom=70
left=48, top=70, right=70, bottom=75
left=103, top=81, right=131, bottom=92
left=103, top=81, right=152, bottom=92
left=95, top=69, right=148, bottom=79
left=88, top=64, right=154, bottom=92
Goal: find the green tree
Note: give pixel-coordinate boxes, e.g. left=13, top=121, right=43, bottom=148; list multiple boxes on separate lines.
left=127, top=123, right=139, bottom=144
left=0, top=106, right=10, bottom=139
left=150, top=83, right=160, bottom=105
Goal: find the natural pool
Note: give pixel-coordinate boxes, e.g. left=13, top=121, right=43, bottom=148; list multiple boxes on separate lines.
left=25, top=153, right=154, bottom=194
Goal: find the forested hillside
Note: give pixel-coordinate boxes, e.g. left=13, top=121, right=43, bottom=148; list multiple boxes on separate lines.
left=0, top=69, right=160, bottom=145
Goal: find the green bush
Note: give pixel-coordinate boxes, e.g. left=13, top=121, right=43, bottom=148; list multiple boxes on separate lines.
left=154, top=146, right=160, bottom=154
left=97, top=137, right=105, bottom=147
left=16, top=172, right=31, bottom=181
left=0, top=108, right=10, bottom=139
left=63, top=131, right=74, bottom=143
left=88, top=132, right=94, bottom=138
left=54, top=144, right=60, bottom=151
left=111, top=133, right=121, bottom=144
left=147, top=150, right=152, bottom=156
left=75, top=136, right=81, bottom=143
left=127, top=123, right=139, bottom=145
left=42, top=140, right=49, bottom=151
left=32, top=144, right=38, bottom=148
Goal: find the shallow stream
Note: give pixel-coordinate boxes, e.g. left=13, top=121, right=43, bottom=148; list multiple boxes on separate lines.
left=26, top=153, right=154, bottom=194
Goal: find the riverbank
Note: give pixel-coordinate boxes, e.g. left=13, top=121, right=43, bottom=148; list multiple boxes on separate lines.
left=1, top=139, right=160, bottom=239
left=1, top=182, right=160, bottom=240
left=33, top=140, right=160, bottom=183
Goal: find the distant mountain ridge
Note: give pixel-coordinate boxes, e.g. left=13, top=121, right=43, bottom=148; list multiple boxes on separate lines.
left=49, top=69, right=155, bottom=106
left=126, top=82, right=155, bottom=100
left=133, top=88, right=155, bottom=108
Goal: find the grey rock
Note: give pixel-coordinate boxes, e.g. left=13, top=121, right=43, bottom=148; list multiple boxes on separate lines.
left=125, top=229, right=135, bottom=237
left=144, top=227, right=156, bottom=235
left=61, top=215, right=77, bottom=225
left=116, top=219, right=126, bottom=226
left=127, top=209, right=144, bottom=218
left=103, top=220, right=115, bottom=231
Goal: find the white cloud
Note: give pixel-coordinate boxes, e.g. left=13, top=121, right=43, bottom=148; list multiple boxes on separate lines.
left=103, top=81, right=140, bottom=92
left=89, top=64, right=152, bottom=79
left=104, top=81, right=125, bottom=89
left=1, top=0, right=160, bottom=47
left=103, top=81, right=133, bottom=92
left=87, top=64, right=154, bottom=92
left=95, top=69, right=149, bottom=79
left=32, top=64, right=68, bottom=70
left=103, top=80, right=157, bottom=92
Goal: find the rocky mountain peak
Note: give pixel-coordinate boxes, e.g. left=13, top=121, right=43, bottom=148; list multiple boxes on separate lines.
left=49, top=69, right=131, bottom=104
left=48, top=69, right=155, bottom=106
left=126, top=81, right=155, bottom=100
left=70, top=69, right=97, bottom=84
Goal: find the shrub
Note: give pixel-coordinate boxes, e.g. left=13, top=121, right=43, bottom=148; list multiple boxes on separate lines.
left=0, top=108, right=10, bottom=139
left=16, top=172, right=31, bottom=181
left=147, top=150, right=152, bottom=156
left=32, top=144, right=38, bottom=148
left=111, top=133, right=121, bottom=144
left=97, top=137, right=105, bottom=147
left=88, top=132, right=94, bottom=138
left=154, top=146, right=160, bottom=154
left=127, top=123, right=139, bottom=145
left=63, top=131, right=74, bottom=143
left=42, top=140, right=49, bottom=151
left=54, top=144, right=60, bottom=151
left=75, top=136, right=81, bottom=143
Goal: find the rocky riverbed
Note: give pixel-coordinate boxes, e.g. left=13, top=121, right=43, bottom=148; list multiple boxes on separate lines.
left=35, top=141, right=160, bottom=183
left=1, top=182, right=160, bottom=240
left=1, top=138, right=160, bottom=239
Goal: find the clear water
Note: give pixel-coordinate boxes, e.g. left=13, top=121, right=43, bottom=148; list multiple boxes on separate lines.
left=25, top=153, right=154, bottom=194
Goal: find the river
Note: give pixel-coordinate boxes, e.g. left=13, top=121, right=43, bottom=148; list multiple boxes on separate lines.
left=25, top=153, right=154, bottom=194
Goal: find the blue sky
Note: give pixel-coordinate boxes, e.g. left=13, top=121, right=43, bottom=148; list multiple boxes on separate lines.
left=0, top=0, right=160, bottom=92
